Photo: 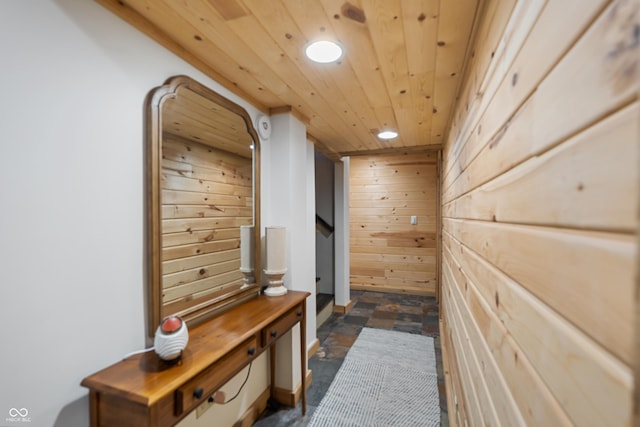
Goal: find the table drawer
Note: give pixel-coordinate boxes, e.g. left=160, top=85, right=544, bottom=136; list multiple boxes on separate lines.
left=175, top=336, right=257, bottom=416
left=262, top=303, right=304, bottom=347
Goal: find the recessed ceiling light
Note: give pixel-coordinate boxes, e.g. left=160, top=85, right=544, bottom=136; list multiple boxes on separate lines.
left=305, top=40, right=344, bottom=63
left=377, top=130, right=398, bottom=140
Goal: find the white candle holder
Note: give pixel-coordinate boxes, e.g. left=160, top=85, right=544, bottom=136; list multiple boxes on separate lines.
left=263, top=268, right=287, bottom=296
left=239, top=225, right=255, bottom=288
left=240, top=267, right=255, bottom=289
left=263, top=226, right=287, bottom=296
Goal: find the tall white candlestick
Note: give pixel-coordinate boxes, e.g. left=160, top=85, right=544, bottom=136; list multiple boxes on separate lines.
left=240, top=225, right=254, bottom=272
left=265, top=226, right=286, bottom=273
left=264, top=226, right=288, bottom=296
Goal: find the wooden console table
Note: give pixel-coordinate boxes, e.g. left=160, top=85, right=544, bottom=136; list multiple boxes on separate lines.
left=81, top=291, right=309, bottom=427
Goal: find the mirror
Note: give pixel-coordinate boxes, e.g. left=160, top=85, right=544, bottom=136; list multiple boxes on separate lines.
left=146, top=75, right=261, bottom=336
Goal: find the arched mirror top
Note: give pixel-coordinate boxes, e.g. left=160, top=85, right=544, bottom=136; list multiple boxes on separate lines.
left=147, top=75, right=261, bottom=336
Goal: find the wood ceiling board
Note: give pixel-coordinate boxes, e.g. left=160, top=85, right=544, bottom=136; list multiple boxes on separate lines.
left=121, top=0, right=283, bottom=107
left=166, top=93, right=248, bottom=138
left=220, top=10, right=364, bottom=153
left=362, top=0, right=418, bottom=146
left=162, top=87, right=253, bottom=158
left=319, top=0, right=403, bottom=137
left=401, top=0, right=439, bottom=144
left=95, top=0, right=272, bottom=111
left=97, top=0, right=484, bottom=156
left=229, top=5, right=364, bottom=153
left=177, top=1, right=360, bottom=153
left=280, top=0, right=388, bottom=150
left=238, top=0, right=381, bottom=151
left=154, top=0, right=292, bottom=101
left=431, top=0, right=479, bottom=143
left=206, top=0, right=250, bottom=20
left=164, top=110, right=251, bottom=150
left=222, top=13, right=362, bottom=153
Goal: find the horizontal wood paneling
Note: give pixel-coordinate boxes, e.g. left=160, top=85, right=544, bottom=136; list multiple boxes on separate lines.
left=441, top=0, right=639, bottom=425
left=444, top=230, right=631, bottom=426
left=443, top=0, right=609, bottom=184
left=444, top=104, right=638, bottom=232
left=442, top=281, right=494, bottom=426
left=443, top=258, right=520, bottom=426
left=443, top=242, right=573, bottom=426
left=445, top=217, right=635, bottom=364
left=350, top=152, right=438, bottom=295
left=161, top=136, right=252, bottom=306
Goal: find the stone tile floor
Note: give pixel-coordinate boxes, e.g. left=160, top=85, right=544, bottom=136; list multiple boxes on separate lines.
left=254, top=290, right=447, bottom=426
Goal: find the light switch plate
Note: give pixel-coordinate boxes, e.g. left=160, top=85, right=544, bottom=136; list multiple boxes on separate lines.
left=410, top=215, right=417, bottom=225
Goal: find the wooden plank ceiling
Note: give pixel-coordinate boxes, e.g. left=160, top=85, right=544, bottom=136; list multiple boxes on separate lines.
left=98, top=0, right=481, bottom=158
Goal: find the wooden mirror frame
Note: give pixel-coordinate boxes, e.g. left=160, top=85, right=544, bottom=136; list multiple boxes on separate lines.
left=146, top=75, right=261, bottom=337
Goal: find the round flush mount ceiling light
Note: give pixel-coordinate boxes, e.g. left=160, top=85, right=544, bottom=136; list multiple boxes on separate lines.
left=377, top=130, right=399, bottom=140
left=305, top=40, right=344, bottom=63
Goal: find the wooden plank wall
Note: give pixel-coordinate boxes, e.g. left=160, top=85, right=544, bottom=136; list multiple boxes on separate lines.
left=440, top=0, right=639, bottom=426
left=161, top=133, right=253, bottom=314
left=349, top=151, right=438, bottom=295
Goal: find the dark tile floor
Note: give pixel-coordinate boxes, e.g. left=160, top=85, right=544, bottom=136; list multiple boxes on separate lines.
left=254, top=290, right=447, bottom=426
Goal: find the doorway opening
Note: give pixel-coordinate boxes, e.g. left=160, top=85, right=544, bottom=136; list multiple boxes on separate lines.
left=315, top=150, right=335, bottom=327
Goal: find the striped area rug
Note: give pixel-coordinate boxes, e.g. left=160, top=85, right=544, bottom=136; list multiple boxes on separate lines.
left=309, top=328, right=440, bottom=427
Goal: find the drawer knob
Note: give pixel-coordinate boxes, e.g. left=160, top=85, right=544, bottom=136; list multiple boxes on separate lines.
left=248, top=347, right=255, bottom=356
left=297, top=310, right=302, bottom=317
left=193, top=388, right=204, bottom=399
left=270, top=330, right=277, bottom=338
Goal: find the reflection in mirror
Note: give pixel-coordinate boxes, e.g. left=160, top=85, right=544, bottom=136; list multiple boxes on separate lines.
left=147, top=76, right=261, bottom=336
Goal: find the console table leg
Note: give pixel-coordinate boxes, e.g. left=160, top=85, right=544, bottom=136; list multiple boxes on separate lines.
left=301, top=303, right=307, bottom=416
left=269, top=345, right=276, bottom=399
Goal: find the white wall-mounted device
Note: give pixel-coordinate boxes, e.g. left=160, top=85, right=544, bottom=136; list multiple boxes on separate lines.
left=256, top=115, right=271, bottom=140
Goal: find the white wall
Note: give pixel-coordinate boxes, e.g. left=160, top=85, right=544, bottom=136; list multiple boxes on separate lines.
left=264, top=112, right=317, bottom=389
left=0, top=1, right=267, bottom=426
left=334, top=158, right=350, bottom=308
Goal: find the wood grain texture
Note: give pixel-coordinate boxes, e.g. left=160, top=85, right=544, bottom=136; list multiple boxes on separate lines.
left=443, top=261, right=518, bottom=426
left=350, top=152, right=438, bottom=295
left=161, top=140, right=251, bottom=308
left=430, top=0, right=479, bottom=145
left=443, top=245, right=572, bottom=426
left=443, top=103, right=639, bottom=232
left=443, top=0, right=608, bottom=183
left=81, top=292, right=309, bottom=427
left=441, top=0, right=639, bottom=425
left=97, top=0, right=484, bottom=155
left=441, top=281, right=489, bottom=426
left=444, top=231, right=631, bottom=426
left=439, top=318, right=459, bottom=427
